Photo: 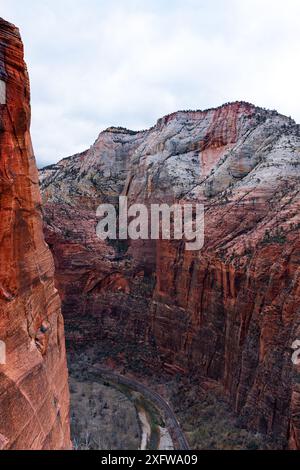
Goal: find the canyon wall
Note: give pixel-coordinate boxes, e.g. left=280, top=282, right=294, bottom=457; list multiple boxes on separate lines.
left=40, top=102, right=300, bottom=448
left=0, top=18, right=70, bottom=450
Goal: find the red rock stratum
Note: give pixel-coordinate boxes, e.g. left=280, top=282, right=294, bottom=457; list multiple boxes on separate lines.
left=0, top=18, right=70, bottom=450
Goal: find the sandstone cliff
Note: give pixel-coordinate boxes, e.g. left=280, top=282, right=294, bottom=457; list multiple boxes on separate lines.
left=40, top=101, right=300, bottom=449
left=0, top=18, right=70, bottom=450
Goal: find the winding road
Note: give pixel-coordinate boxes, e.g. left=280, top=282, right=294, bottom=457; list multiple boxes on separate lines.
left=91, top=366, right=190, bottom=451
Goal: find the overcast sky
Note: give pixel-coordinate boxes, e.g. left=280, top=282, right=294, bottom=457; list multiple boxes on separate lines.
left=1, top=0, right=300, bottom=167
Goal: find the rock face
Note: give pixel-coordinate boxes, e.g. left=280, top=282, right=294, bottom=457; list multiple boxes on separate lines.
left=0, top=18, right=70, bottom=450
left=40, top=101, right=300, bottom=449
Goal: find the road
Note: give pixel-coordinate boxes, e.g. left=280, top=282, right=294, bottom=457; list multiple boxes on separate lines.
left=92, top=366, right=190, bottom=451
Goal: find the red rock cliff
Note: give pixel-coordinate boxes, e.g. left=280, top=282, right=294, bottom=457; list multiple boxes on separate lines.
left=41, top=102, right=300, bottom=448
left=0, top=18, right=70, bottom=450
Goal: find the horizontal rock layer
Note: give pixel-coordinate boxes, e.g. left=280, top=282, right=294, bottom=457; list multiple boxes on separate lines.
left=0, top=18, right=70, bottom=450
left=41, top=101, right=300, bottom=449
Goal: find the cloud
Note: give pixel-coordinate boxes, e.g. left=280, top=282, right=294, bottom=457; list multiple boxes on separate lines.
left=1, top=0, right=300, bottom=166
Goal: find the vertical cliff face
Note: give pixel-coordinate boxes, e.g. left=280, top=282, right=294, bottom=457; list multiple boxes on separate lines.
left=40, top=101, right=300, bottom=448
left=0, top=18, right=70, bottom=450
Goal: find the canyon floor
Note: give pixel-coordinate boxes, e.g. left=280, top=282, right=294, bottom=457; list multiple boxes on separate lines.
left=68, top=351, right=171, bottom=450
left=67, top=345, right=284, bottom=450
